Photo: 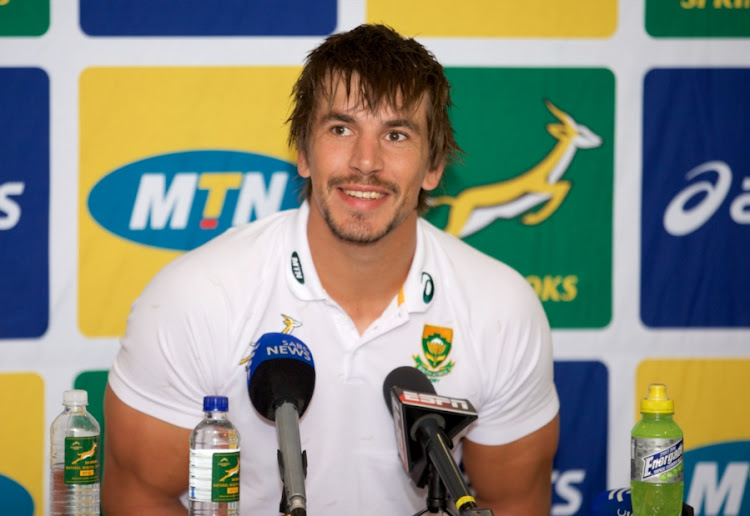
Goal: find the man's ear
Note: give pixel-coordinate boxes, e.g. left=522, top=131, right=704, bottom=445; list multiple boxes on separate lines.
left=422, top=160, right=445, bottom=191
left=297, top=149, right=311, bottom=179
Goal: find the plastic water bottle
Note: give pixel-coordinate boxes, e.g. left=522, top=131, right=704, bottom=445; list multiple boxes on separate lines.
left=631, top=383, right=684, bottom=515
left=189, top=395, right=241, bottom=515
left=50, top=389, right=101, bottom=515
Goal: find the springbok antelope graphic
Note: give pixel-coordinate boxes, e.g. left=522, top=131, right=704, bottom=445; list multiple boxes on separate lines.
left=240, top=314, right=301, bottom=366
left=220, top=463, right=240, bottom=482
left=281, top=314, right=301, bottom=334
left=71, top=441, right=97, bottom=465
left=428, top=100, right=602, bottom=238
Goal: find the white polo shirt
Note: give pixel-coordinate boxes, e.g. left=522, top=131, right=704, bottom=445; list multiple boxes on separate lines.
left=109, top=201, right=558, bottom=515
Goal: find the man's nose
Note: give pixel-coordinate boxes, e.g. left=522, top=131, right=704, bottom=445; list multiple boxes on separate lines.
left=349, top=133, right=384, bottom=175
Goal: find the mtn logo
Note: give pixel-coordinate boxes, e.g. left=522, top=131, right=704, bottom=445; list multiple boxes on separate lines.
left=685, top=441, right=750, bottom=516
left=87, top=150, right=300, bottom=251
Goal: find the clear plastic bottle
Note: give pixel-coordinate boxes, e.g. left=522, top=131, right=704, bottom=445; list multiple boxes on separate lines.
left=189, top=395, right=241, bottom=515
left=50, top=389, right=101, bottom=515
left=631, top=384, right=684, bottom=515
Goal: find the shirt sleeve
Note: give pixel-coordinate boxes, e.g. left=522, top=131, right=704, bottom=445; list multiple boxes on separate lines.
left=108, top=253, right=236, bottom=430
left=463, top=266, right=559, bottom=446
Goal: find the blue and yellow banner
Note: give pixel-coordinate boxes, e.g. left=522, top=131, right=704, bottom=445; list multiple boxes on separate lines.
left=637, top=360, right=750, bottom=515
left=78, top=67, right=302, bottom=336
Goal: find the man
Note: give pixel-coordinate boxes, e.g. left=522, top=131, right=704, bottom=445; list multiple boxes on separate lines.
left=103, top=24, right=559, bottom=515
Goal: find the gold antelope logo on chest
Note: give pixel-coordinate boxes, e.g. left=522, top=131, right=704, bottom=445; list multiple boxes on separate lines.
left=429, top=100, right=602, bottom=238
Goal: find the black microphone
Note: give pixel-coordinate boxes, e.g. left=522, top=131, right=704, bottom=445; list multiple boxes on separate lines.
left=247, top=332, right=315, bottom=516
left=383, top=366, right=483, bottom=514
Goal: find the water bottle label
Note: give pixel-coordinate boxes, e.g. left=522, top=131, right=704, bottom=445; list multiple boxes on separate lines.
left=631, top=437, right=683, bottom=483
left=63, top=436, right=99, bottom=485
left=189, top=449, right=240, bottom=503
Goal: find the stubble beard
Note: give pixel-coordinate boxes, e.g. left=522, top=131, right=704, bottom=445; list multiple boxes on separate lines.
left=318, top=177, right=409, bottom=244
left=322, top=209, right=399, bottom=244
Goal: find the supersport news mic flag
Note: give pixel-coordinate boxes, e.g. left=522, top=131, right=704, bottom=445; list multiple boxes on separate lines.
left=389, top=385, right=478, bottom=487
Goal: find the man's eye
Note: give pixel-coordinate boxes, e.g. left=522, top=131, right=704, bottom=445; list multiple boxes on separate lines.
left=387, top=131, right=406, bottom=142
left=331, top=126, right=349, bottom=136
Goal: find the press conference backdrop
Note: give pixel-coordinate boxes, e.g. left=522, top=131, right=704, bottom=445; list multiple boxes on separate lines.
left=1, top=1, right=749, bottom=515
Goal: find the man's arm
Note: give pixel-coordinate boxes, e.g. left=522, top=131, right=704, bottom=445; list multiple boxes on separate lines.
left=102, top=384, right=191, bottom=515
left=462, top=414, right=559, bottom=516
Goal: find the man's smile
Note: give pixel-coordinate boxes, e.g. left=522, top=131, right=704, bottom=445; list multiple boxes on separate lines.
left=341, top=188, right=386, bottom=200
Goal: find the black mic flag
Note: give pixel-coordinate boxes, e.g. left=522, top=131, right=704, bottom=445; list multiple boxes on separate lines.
left=383, top=366, right=482, bottom=513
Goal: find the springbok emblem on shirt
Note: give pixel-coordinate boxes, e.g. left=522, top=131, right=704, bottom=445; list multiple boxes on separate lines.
left=428, top=100, right=602, bottom=238
left=240, top=314, right=301, bottom=366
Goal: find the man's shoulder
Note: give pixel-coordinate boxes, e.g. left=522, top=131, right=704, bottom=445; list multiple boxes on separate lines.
left=203, top=208, right=296, bottom=250
left=419, top=218, right=520, bottom=276
left=175, top=208, right=295, bottom=266
left=143, top=208, right=298, bottom=297
left=418, top=218, right=539, bottom=307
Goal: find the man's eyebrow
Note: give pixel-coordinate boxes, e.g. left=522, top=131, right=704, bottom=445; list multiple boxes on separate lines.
left=320, top=111, right=355, bottom=124
left=384, top=118, right=421, bottom=134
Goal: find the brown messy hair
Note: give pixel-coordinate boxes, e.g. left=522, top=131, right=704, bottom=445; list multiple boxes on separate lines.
left=287, top=24, right=462, bottom=213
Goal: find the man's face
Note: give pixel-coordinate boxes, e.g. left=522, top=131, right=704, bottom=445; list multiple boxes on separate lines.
left=297, top=77, right=443, bottom=244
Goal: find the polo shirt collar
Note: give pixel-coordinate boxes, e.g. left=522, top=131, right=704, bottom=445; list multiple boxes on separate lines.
left=284, top=201, right=327, bottom=301
left=397, top=218, right=437, bottom=314
left=284, top=202, right=437, bottom=314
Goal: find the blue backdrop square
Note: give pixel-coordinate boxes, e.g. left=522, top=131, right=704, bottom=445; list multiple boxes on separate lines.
left=552, top=361, right=608, bottom=516
left=0, top=68, right=49, bottom=339
left=80, top=0, right=336, bottom=36
left=642, top=68, right=750, bottom=327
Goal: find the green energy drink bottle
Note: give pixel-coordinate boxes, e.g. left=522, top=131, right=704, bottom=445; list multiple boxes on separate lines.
left=631, top=384, right=684, bottom=515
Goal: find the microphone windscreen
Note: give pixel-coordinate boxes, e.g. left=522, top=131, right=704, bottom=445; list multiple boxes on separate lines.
left=247, top=332, right=315, bottom=420
left=382, top=366, right=435, bottom=410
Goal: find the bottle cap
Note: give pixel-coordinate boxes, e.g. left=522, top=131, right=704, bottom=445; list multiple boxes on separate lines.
left=203, top=395, right=228, bottom=412
left=640, top=383, right=674, bottom=414
left=62, top=389, right=88, bottom=406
